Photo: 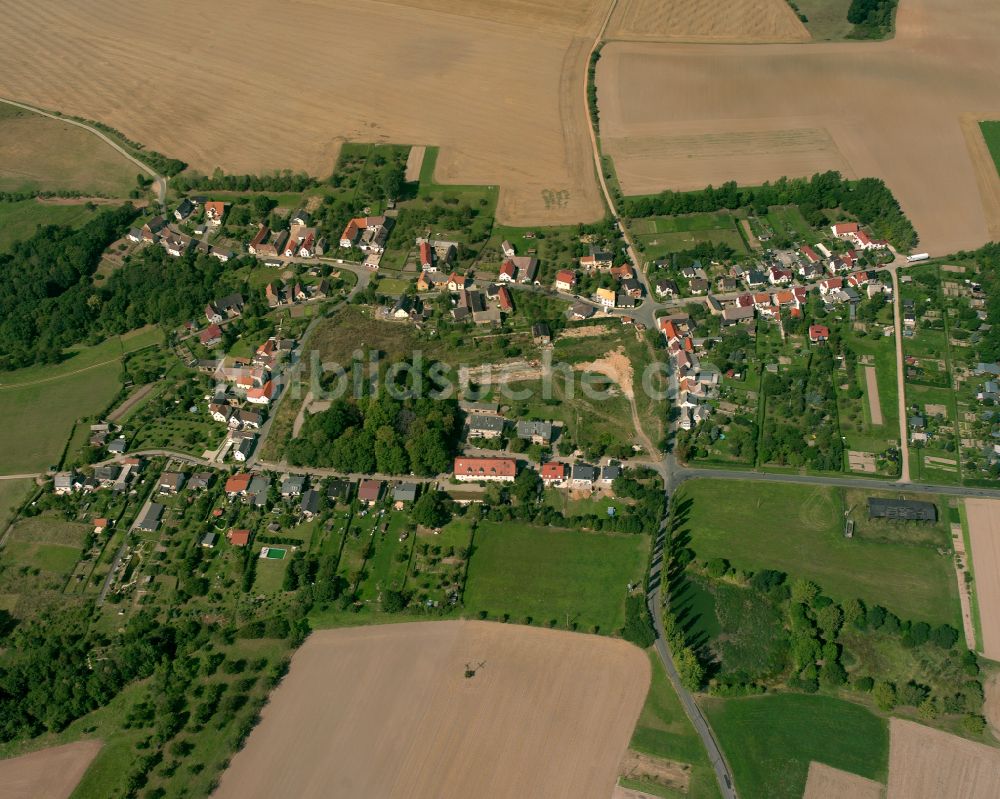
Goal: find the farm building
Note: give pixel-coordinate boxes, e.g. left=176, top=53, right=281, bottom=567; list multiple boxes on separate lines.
left=867, top=498, right=937, bottom=522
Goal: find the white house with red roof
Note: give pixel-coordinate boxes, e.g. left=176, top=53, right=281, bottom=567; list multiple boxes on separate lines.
left=498, top=260, right=517, bottom=283
left=555, top=269, right=576, bottom=292
left=800, top=245, right=821, bottom=264
left=453, top=456, right=517, bottom=483
left=809, top=324, right=830, bottom=343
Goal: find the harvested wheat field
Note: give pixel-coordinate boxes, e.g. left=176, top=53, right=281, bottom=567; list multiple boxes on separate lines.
left=803, top=761, right=883, bottom=799
left=0, top=740, right=102, bottom=799
left=0, top=0, right=605, bottom=226
left=212, top=621, right=649, bottom=799
left=886, top=719, right=1000, bottom=799
left=965, top=499, right=1000, bottom=660
left=597, top=0, right=1000, bottom=254
left=606, top=0, right=809, bottom=43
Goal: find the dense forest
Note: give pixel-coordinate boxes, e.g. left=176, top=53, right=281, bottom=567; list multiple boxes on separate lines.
left=624, top=171, right=917, bottom=251
left=286, top=390, right=460, bottom=475
left=974, top=243, right=1000, bottom=363
left=0, top=205, right=138, bottom=369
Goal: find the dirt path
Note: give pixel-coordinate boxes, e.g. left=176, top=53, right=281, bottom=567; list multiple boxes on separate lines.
left=0, top=740, right=102, bottom=799
left=951, top=519, right=978, bottom=651
left=107, top=382, right=156, bottom=422
left=864, top=365, right=883, bottom=426
left=405, top=145, right=425, bottom=183
left=964, top=499, right=1000, bottom=659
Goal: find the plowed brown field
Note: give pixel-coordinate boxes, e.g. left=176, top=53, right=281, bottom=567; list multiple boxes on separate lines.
left=0, top=0, right=605, bottom=226
left=887, top=719, right=1000, bottom=799
left=597, top=0, right=1000, bottom=254
left=212, top=621, right=649, bottom=799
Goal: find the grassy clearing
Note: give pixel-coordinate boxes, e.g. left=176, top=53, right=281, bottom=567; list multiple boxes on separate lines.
left=980, top=121, right=1000, bottom=176
left=632, top=212, right=746, bottom=260
left=676, top=479, right=960, bottom=625
left=0, top=327, right=162, bottom=473
left=0, top=479, right=32, bottom=527
left=794, top=0, right=857, bottom=40
left=0, top=102, right=138, bottom=196
left=702, top=694, right=888, bottom=799
left=628, top=652, right=722, bottom=799
left=463, top=521, right=647, bottom=634
left=0, top=200, right=104, bottom=252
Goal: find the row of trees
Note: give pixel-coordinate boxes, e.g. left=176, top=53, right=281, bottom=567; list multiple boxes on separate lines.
left=171, top=169, right=319, bottom=193
left=623, top=171, right=917, bottom=250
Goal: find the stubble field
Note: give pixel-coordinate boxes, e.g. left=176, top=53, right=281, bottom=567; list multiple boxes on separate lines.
left=886, top=719, right=1000, bottom=799
left=597, top=0, right=1000, bottom=253
left=0, top=0, right=604, bottom=226
left=0, top=740, right=102, bottom=799
left=964, top=498, right=1000, bottom=660
left=212, top=621, right=649, bottom=799
left=606, top=0, right=809, bottom=43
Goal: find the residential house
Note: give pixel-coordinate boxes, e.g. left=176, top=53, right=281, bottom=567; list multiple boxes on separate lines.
left=448, top=272, right=471, bottom=292
left=621, top=277, right=643, bottom=299
left=327, top=479, right=354, bottom=503
left=281, top=475, right=306, bottom=498
left=204, top=201, right=226, bottom=225
left=233, top=436, right=255, bottom=462
left=54, top=471, right=81, bottom=495
left=174, top=198, right=194, bottom=221
left=501, top=240, right=516, bottom=258
left=141, top=216, right=166, bottom=242
left=555, top=270, right=577, bottom=292
left=248, top=474, right=270, bottom=507
left=246, top=381, right=276, bottom=405
left=300, top=489, right=321, bottom=519
left=188, top=472, right=213, bottom=491
left=135, top=503, right=164, bottom=532
left=453, top=456, right=517, bottom=483
left=580, top=246, right=613, bottom=271
left=199, top=324, right=223, bottom=347
left=358, top=479, right=383, bottom=505
left=532, top=322, right=551, bottom=345
left=419, top=240, right=434, bottom=270
left=498, top=260, right=517, bottom=283
left=570, top=463, right=598, bottom=488
left=655, top=279, right=678, bottom=298
left=595, top=288, right=617, bottom=309
left=540, top=461, right=568, bottom=486
left=159, top=472, right=185, bottom=494
left=497, top=286, right=513, bottom=313
left=227, top=529, right=251, bottom=547
left=469, top=414, right=505, bottom=439
left=809, top=324, right=830, bottom=343
left=516, top=420, right=553, bottom=444
left=225, top=473, right=253, bottom=498
left=393, top=482, right=419, bottom=505
left=416, top=271, right=448, bottom=291
left=205, top=293, right=244, bottom=324
left=571, top=301, right=595, bottom=320
left=512, top=256, right=538, bottom=284
left=600, top=460, right=621, bottom=484
left=743, top=270, right=768, bottom=289
left=248, top=225, right=270, bottom=255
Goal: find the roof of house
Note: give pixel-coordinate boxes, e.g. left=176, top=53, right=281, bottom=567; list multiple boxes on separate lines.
left=358, top=479, right=383, bottom=500
left=327, top=479, right=354, bottom=499
left=516, top=420, right=553, bottom=440
left=555, top=269, right=576, bottom=284
left=393, top=482, right=419, bottom=502
left=300, top=489, right=321, bottom=515
left=570, top=463, right=598, bottom=481
left=281, top=475, right=307, bottom=494
left=541, top=461, right=568, bottom=479
left=469, top=414, right=505, bottom=432
left=227, top=528, right=251, bottom=546
left=453, top=457, right=517, bottom=478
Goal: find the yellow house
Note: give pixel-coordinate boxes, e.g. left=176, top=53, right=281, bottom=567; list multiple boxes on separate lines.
left=595, top=288, right=617, bottom=309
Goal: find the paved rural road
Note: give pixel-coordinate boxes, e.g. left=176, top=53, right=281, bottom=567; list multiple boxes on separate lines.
left=647, top=522, right=738, bottom=799
left=0, top=96, right=166, bottom=207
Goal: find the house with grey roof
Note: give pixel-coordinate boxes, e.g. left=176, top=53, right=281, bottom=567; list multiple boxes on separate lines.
left=53, top=471, right=81, bottom=495
left=327, top=479, right=354, bottom=502
left=600, top=460, right=621, bottom=484
left=281, top=475, right=306, bottom=497
left=469, top=414, right=505, bottom=439
left=248, top=474, right=270, bottom=507
left=570, top=463, right=598, bottom=488
left=516, top=420, right=553, bottom=444
left=300, top=489, right=321, bottom=519
left=135, top=503, right=164, bottom=532
left=393, top=482, right=419, bottom=504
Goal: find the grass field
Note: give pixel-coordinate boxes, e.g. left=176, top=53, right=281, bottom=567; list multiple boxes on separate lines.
left=632, top=211, right=746, bottom=259
left=0, top=479, right=32, bottom=527
left=463, top=521, right=647, bottom=634
left=793, top=0, right=857, bottom=40
left=0, top=327, right=162, bottom=473
left=628, top=652, right=722, bottom=799
left=0, top=101, right=137, bottom=196
left=0, top=199, right=102, bottom=252
left=702, top=694, right=888, bottom=799
left=676, top=479, right=960, bottom=625
left=980, top=121, right=1000, bottom=176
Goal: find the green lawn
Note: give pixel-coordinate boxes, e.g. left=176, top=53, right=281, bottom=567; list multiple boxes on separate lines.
left=765, top=206, right=814, bottom=243
left=703, top=694, right=888, bottom=799
left=0, top=479, right=32, bottom=527
left=628, top=652, right=722, bottom=799
left=0, top=200, right=102, bottom=252
left=463, top=521, right=647, bottom=634
left=0, top=101, right=138, bottom=197
left=980, top=121, right=1000, bottom=176
left=632, top=212, right=746, bottom=259
left=0, top=327, right=163, bottom=473
left=676, top=479, right=960, bottom=625
left=5, top=541, right=81, bottom=573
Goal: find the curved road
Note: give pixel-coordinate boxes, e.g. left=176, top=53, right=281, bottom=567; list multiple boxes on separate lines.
left=0, top=96, right=166, bottom=206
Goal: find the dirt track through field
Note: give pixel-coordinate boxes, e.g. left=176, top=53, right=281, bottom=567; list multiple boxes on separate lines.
left=597, top=0, right=1000, bottom=254
left=212, top=621, right=649, bottom=799
left=964, top=499, right=1000, bottom=660
left=887, top=719, right=1000, bottom=799
left=0, top=740, right=102, bottom=799
left=864, top=366, right=883, bottom=426
left=803, top=761, right=883, bottom=799
left=0, top=0, right=605, bottom=227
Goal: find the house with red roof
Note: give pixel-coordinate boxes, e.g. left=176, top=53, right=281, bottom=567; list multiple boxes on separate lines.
left=199, top=324, right=223, bottom=347
left=555, top=270, right=577, bottom=291
left=419, top=240, right=433, bottom=270
left=453, top=456, right=517, bottom=483
left=227, top=528, right=251, bottom=547
left=800, top=245, right=821, bottom=264
left=358, top=479, right=383, bottom=505
left=204, top=201, right=226, bottom=226
left=225, top=473, right=253, bottom=497
left=497, top=286, right=513, bottom=312
left=809, top=324, right=830, bottom=343
left=831, top=222, right=859, bottom=237
left=818, top=277, right=843, bottom=295
left=498, top=260, right=517, bottom=283
left=540, top=461, right=568, bottom=485
left=246, top=380, right=276, bottom=405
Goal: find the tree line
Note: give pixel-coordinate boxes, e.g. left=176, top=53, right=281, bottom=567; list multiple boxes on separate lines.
left=623, top=171, right=917, bottom=251
left=172, top=170, right=319, bottom=193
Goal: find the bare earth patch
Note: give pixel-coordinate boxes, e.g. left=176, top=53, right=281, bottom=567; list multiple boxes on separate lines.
left=887, top=719, right=1000, bottom=799
left=618, top=749, right=691, bottom=793
left=560, top=324, right=615, bottom=339
left=597, top=0, right=1000, bottom=253
left=0, top=0, right=604, bottom=226
left=574, top=347, right=635, bottom=399
left=0, top=740, right=102, bottom=799
left=864, top=366, right=883, bottom=426
left=964, top=499, right=1000, bottom=660
left=803, top=761, right=883, bottom=799
left=404, top=144, right=425, bottom=182
left=212, top=621, right=649, bottom=799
